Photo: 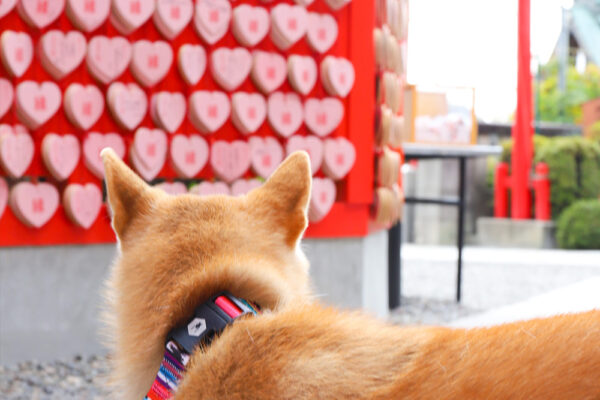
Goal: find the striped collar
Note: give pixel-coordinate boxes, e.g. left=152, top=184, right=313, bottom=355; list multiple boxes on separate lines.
left=144, top=292, right=260, bottom=400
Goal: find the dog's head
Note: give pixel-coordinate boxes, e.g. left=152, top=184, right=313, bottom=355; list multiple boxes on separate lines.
left=101, top=148, right=313, bottom=397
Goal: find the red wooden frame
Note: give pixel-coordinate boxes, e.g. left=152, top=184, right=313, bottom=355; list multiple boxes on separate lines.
left=0, top=0, right=374, bottom=246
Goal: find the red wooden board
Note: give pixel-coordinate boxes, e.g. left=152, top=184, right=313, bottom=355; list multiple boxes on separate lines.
left=0, top=0, right=374, bottom=246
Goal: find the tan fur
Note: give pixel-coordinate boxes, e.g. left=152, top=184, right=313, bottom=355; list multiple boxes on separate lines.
left=101, top=148, right=600, bottom=399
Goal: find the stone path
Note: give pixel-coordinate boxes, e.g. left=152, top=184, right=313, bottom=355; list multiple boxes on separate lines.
left=399, top=245, right=600, bottom=310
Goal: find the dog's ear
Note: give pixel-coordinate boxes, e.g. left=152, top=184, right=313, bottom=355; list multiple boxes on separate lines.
left=101, top=148, right=157, bottom=240
left=249, top=151, right=312, bottom=247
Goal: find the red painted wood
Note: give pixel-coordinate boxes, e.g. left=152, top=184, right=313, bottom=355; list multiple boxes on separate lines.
left=304, top=202, right=370, bottom=237
left=346, top=0, right=375, bottom=205
left=0, top=0, right=374, bottom=246
left=533, top=162, right=551, bottom=221
left=494, top=162, right=509, bottom=218
left=510, top=0, right=533, bottom=219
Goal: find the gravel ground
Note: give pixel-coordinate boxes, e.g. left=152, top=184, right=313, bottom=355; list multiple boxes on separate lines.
left=3, top=246, right=598, bottom=399
left=389, top=296, right=479, bottom=325
left=0, top=297, right=462, bottom=400
left=0, top=355, right=109, bottom=399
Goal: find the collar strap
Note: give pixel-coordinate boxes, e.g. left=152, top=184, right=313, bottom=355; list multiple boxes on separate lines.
left=144, top=292, right=259, bottom=400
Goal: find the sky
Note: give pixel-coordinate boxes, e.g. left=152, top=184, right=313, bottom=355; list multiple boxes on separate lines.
left=407, top=0, right=573, bottom=122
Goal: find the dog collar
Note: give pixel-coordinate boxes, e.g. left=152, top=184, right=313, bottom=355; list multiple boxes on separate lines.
left=144, top=292, right=260, bottom=400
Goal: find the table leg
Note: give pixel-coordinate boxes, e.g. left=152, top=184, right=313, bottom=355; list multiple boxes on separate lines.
left=388, top=222, right=402, bottom=309
left=456, top=157, right=466, bottom=302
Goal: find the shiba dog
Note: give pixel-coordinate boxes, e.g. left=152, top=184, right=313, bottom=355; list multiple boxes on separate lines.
left=101, top=148, right=600, bottom=399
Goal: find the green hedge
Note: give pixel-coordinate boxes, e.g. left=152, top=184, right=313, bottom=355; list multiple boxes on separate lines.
left=499, top=135, right=550, bottom=165
left=556, top=199, right=600, bottom=249
left=495, top=136, right=600, bottom=219
left=535, top=137, right=600, bottom=218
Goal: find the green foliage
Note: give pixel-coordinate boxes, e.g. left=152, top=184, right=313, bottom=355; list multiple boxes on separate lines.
left=499, top=135, right=550, bottom=165
left=535, top=138, right=579, bottom=218
left=590, top=121, right=600, bottom=141
left=556, top=199, right=600, bottom=249
left=536, top=60, right=600, bottom=124
left=535, top=137, right=600, bottom=218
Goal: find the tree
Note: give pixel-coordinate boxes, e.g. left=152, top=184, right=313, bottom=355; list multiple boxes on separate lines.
left=536, top=59, right=600, bottom=123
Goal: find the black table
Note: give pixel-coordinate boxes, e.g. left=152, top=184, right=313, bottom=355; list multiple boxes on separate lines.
left=388, top=144, right=502, bottom=308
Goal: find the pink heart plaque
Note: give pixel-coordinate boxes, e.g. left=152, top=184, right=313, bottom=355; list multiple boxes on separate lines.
left=18, top=0, right=65, bottom=29
left=322, top=56, right=355, bottom=98
left=304, top=98, right=344, bottom=137
left=64, top=84, right=104, bottom=131
left=112, top=0, right=155, bottom=34
left=66, top=0, right=111, bottom=32
left=322, top=137, right=356, bottom=180
left=130, top=128, right=168, bottom=181
left=0, top=31, right=34, bottom=78
left=211, top=47, right=252, bottom=91
left=107, top=82, right=148, bottom=131
left=267, top=92, right=303, bottom=138
left=151, top=92, right=186, bottom=134
left=232, top=5, right=270, bottom=47
left=188, top=91, right=231, bottom=133
left=251, top=51, right=287, bottom=94
left=194, top=0, right=231, bottom=45
left=210, top=140, right=251, bottom=183
left=16, top=81, right=62, bottom=130
left=87, top=36, right=132, bottom=85
left=63, top=183, right=103, bottom=229
left=288, top=55, right=317, bottom=96
left=286, top=135, right=324, bottom=175
left=270, top=4, right=308, bottom=50
left=41, top=133, right=80, bottom=181
left=309, top=177, right=336, bottom=222
left=39, top=30, right=87, bottom=80
left=10, top=182, right=59, bottom=228
left=306, top=12, right=338, bottom=54
left=231, top=92, right=267, bottom=134
left=170, top=134, right=209, bottom=179
left=83, top=132, right=126, bottom=179
left=178, top=44, right=207, bottom=86
left=248, top=136, right=283, bottom=179
left=131, top=40, right=174, bottom=88
left=154, top=0, right=193, bottom=40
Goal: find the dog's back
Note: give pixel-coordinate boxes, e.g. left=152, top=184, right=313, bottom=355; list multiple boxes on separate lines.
left=100, top=149, right=600, bottom=399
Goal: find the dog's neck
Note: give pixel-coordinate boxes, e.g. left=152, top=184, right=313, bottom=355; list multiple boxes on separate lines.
left=163, top=254, right=310, bottom=329
left=108, top=252, right=310, bottom=399
left=144, top=292, right=261, bottom=400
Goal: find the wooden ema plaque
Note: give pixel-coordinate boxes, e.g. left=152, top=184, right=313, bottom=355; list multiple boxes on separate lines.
left=0, top=0, right=374, bottom=246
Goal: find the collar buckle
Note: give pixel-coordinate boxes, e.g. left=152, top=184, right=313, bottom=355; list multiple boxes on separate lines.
left=167, top=291, right=255, bottom=355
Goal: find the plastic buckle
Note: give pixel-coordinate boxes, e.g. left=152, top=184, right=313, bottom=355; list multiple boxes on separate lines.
left=167, top=291, right=254, bottom=355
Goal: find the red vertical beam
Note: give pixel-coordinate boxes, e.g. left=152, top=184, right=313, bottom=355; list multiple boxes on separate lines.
left=494, top=162, right=509, bottom=218
left=533, top=162, right=551, bottom=221
left=511, top=0, right=533, bottom=219
left=345, top=0, right=375, bottom=204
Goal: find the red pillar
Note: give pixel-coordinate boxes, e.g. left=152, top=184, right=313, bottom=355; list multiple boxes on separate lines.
left=494, top=162, right=509, bottom=218
left=533, top=163, right=551, bottom=220
left=511, top=0, right=533, bottom=219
